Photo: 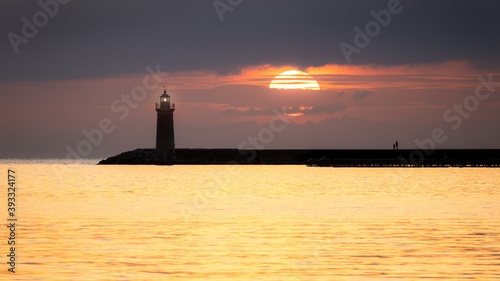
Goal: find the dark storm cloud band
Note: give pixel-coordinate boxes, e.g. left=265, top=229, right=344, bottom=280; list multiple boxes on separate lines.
left=7, top=0, right=71, bottom=54
left=1, top=0, right=500, bottom=80
left=339, top=0, right=407, bottom=63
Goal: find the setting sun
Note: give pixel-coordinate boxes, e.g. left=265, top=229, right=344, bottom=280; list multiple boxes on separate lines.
left=269, top=70, right=321, bottom=90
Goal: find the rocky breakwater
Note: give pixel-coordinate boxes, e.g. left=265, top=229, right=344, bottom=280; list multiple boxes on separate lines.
left=98, top=149, right=173, bottom=165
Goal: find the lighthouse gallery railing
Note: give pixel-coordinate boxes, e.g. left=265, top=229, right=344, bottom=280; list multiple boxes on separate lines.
left=155, top=103, right=175, bottom=110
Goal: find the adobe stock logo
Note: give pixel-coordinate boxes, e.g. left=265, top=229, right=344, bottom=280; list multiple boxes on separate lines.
left=7, top=0, right=70, bottom=54
left=213, top=0, right=243, bottom=22
left=339, top=0, right=410, bottom=63
left=65, top=64, right=164, bottom=160
left=399, top=74, right=499, bottom=166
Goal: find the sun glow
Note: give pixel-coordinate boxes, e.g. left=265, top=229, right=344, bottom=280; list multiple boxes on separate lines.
left=269, top=70, right=321, bottom=90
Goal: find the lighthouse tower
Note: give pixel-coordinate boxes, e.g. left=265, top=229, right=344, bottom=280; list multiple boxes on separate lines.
left=156, top=90, right=175, bottom=162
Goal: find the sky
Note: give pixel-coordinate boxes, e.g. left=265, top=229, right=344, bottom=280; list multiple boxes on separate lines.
left=1, top=0, right=500, bottom=158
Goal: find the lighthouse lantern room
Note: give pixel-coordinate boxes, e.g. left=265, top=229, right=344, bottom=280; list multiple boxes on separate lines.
left=155, top=89, right=176, bottom=162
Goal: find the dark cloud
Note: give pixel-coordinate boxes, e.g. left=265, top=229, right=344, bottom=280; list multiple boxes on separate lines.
left=284, top=103, right=346, bottom=116
left=1, top=0, right=500, bottom=81
left=309, top=102, right=346, bottom=114
left=352, top=90, right=372, bottom=101
left=222, top=102, right=346, bottom=116
left=222, top=107, right=277, bottom=116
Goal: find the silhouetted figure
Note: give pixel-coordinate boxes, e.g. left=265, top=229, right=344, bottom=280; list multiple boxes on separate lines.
left=393, top=143, right=396, bottom=150
left=395, top=141, right=399, bottom=150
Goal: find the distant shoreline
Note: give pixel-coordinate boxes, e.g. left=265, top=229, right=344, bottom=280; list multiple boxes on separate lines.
left=98, top=148, right=500, bottom=167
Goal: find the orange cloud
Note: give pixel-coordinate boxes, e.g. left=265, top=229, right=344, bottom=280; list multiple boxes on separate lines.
left=163, top=60, right=490, bottom=92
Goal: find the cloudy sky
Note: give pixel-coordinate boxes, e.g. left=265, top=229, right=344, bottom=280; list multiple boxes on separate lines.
left=1, top=0, right=500, bottom=158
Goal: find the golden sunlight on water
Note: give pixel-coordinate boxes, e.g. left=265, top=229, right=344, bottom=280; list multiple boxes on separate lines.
left=0, top=161, right=499, bottom=280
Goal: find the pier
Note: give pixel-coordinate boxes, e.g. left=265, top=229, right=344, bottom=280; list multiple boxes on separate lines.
left=98, top=91, right=500, bottom=167
left=99, top=148, right=500, bottom=167
left=305, top=149, right=500, bottom=167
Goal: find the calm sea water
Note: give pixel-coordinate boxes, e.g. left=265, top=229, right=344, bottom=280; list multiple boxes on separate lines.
left=0, top=160, right=499, bottom=280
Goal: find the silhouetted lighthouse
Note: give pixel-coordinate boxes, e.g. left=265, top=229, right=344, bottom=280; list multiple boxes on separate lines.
left=156, top=90, right=175, bottom=161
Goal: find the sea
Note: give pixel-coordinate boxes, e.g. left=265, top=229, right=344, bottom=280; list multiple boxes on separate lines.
left=0, top=159, right=499, bottom=280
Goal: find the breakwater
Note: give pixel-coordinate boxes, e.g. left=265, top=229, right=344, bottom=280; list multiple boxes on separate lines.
left=98, top=148, right=500, bottom=167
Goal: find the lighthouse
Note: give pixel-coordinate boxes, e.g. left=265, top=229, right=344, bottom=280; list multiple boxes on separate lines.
left=156, top=90, right=175, bottom=162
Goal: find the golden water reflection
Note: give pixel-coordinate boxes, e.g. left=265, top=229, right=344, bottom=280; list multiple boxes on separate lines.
left=1, top=163, right=499, bottom=280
